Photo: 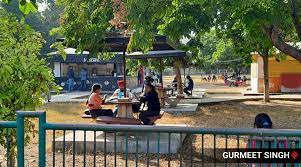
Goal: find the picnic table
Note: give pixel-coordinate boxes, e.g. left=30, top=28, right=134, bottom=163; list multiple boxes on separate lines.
left=105, top=99, right=140, bottom=118
left=85, top=98, right=164, bottom=125
left=156, top=86, right=173, bottom=107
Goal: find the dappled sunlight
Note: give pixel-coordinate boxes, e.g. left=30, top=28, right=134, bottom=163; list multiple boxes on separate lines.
left=38, top=100, right=301, bottom=129
left=159, top=101, right=301, bottom=129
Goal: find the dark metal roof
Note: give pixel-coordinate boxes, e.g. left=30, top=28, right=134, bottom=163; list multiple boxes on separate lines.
left=47, top=48, right=123, bottom=63
left=56, top=35, right=175, bottom=52
left=117, top=50, right=187, bottom=59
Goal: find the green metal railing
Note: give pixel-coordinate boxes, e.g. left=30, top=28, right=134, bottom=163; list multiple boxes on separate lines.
left=0, top=121, right=17, bottom=167
left=1, top=111, right=301, bottom=166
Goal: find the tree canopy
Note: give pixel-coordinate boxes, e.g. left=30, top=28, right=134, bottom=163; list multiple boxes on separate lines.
left=0, top=0, right=38, bottom=14
left=3, top=0, right=301, bottom=63
left=1, top=0, right=61, bottom=54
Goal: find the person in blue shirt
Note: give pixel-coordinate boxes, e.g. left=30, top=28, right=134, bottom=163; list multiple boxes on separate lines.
left=67, top=66, right=75, bottom=92
left=110, top=80, right=132, bottom=99
left=139, top=83, right=161, bottom=125
left=80, top=68, right=88, bottom=91
left=108, top=80, right=133, bottom=116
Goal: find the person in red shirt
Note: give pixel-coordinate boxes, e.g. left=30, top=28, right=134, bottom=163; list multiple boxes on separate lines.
left=87, top=84, right=113, bottom=118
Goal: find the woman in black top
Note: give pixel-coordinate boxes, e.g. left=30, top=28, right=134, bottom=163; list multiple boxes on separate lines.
left=139, top=83, right=161, bottom=125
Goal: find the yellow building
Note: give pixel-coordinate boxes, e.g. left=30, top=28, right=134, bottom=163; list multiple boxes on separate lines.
left=251, top=53, right=301, bottom=93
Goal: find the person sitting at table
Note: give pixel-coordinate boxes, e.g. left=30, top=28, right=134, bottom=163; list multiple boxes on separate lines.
left=139, top=83, right=161, bottom=125
left=86, top=84, right=113, bottom=118
left=110, top=80, right=132, bottom=99
left=171, top=76, right=177, bottom=95
left=109, top=80, right=141, bottom=115
left=184, top=75, right=194, bottom=96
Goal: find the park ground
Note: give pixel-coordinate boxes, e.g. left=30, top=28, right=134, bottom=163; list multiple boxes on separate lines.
left=21, top=79, right=301, bottom=166
left=41, top=100, right=301, bottom=129
left=26, top=79, right=301, bottom=166
left=29, top=100, right=301, bottom=167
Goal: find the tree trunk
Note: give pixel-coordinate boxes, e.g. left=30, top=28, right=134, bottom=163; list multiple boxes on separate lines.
left=173, top=60, right=183, bottom=94
left=262, top=54, right=270, bottom=102
left=9, top=149, right=16, bottom=167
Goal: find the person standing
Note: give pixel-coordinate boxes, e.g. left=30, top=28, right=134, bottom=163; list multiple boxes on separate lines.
left=171, top=76, right=178, bottom=95
left=67, top=66, right=75, bottom=92
left=137, top=69, right=141, bottom=86
left=80, top=68, right=88, bottom=91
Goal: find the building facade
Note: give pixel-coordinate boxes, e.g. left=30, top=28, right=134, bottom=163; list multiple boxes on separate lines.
left=47, top=48, right=133, bottom=91
left=251, top=53, right=301, bottom=93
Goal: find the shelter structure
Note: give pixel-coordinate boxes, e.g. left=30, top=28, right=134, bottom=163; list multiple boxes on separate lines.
left=251, top=53, right=301, bottom=93
left=120, top=50, right=187, bottom=86
left=57, top=35, right=186, bottom=96
left=46, top=48, right=130, bottom=91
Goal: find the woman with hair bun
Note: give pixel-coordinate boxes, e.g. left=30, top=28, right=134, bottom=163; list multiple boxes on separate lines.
left=86, top=84, right=113, bottom=118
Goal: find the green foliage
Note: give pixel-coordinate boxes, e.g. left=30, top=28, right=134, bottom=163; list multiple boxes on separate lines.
left=182, top=29, right=249, bottom=71
left=0, top=8, right=57, bottom=159
left=2, top=0, right=62, bottom=54
left=213, top=0, right=293, bottom=56
left=125, top=0, right=173, bottom=52
left=0, top=0, right=38, bottom=14
left=52, top=0, right=114, bottom=56
left=45, top=0, right=301, bottom=70
left=158, top=0, right=213, bottom=42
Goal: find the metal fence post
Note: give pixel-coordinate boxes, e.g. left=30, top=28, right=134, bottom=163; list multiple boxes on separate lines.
left=39, top=112, right=46, bottom=167
left=16, top=112, right=25, bottom=167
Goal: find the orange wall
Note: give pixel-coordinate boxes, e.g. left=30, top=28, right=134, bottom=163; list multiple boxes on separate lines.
left=269, top=59, right=301, bottom=77
left=258, top=77, right=281, bottom=93
left=253, top=54, right=301, bottom=93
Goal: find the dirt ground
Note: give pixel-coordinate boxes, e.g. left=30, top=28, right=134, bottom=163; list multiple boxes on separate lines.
left=16, top=100, right=299, bottom=166
left=163, top=75, right=248, bottom=94
left=1, top=101, right=298, bottom=166
left=159, top=100, right=301, bottom=129
left=40, top=100, right=301, bottom=129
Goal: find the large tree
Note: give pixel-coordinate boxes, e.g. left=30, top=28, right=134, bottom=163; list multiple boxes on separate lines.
left=211, top=0, right=293, bottom=102
left=4, top=0, right=301, bottom=62
left=0, top=8, right=57, bottom=165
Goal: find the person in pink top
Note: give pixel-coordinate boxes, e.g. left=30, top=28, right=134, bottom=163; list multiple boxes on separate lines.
left=86, top=84, right=113, bottom=118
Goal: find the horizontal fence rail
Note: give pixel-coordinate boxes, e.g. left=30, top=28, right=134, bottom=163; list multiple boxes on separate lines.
left=1, top=111, right=301, bottom=167
left=46, top=123, right=301, bottom=166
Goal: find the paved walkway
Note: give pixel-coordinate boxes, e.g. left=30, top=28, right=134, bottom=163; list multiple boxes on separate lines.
left=50, top=87, right=143, bottom=103
left=50, top=87, right=301, bottom=104
left=182, top=93, right=301, bottom=104
left=50, top=91, right=90, bottom=103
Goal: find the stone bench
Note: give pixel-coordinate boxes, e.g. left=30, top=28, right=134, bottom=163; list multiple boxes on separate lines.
left=146, top=110, right=165, bottom=125
left=82, top=114, right=93, bottom=118
left=164, top=94, right=185, bottom=107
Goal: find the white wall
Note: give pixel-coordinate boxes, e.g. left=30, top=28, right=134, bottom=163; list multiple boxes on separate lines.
left=53, top=62, right=61, bottom=77
left=250, top=62, right=258, bottom=93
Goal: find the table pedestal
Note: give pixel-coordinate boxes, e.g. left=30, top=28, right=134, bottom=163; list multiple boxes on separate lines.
left=116, top=103, right=134, bottom=118
left=157, top=89, right=167, bottom=107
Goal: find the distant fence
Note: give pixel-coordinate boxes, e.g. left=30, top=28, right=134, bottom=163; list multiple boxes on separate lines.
left=0, top=111, right=301, bottom=166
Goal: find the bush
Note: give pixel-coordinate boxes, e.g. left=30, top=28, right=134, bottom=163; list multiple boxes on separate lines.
left=0, top=8, right=57, bottom=164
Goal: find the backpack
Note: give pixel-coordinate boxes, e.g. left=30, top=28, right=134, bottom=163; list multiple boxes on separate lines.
left=254, top=113, right=273, bottom=128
